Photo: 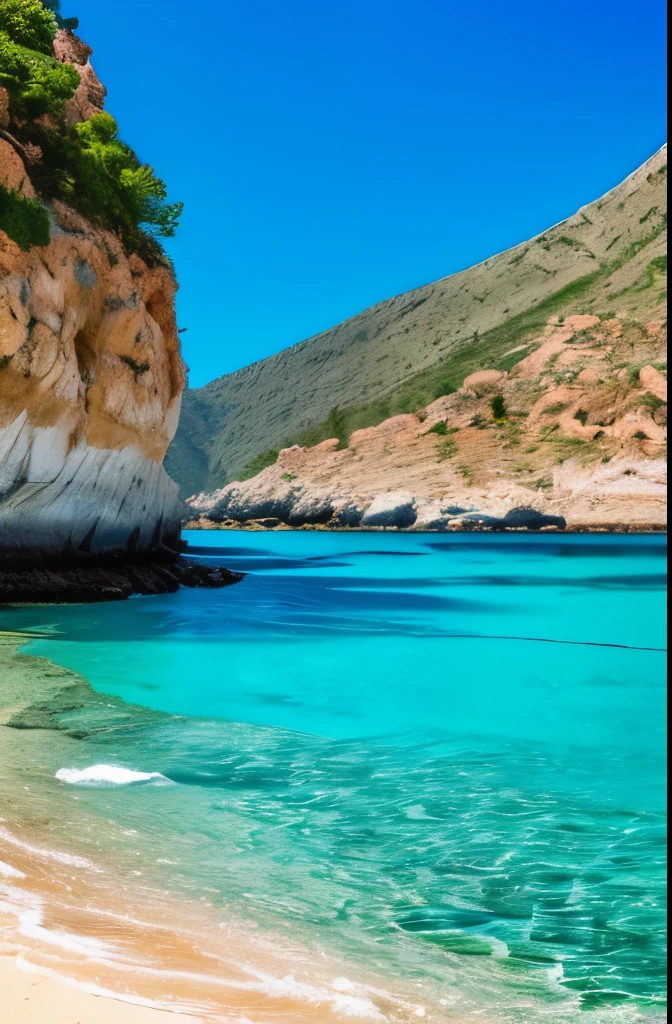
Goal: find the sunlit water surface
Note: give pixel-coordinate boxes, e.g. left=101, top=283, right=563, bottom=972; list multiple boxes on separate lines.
left=0, top=531, right=666, bottom=1021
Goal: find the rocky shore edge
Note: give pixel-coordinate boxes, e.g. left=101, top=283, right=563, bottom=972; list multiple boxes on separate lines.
left=185, top=517, right=666, bottom=534
left=0, top=552, right=244, bottom=604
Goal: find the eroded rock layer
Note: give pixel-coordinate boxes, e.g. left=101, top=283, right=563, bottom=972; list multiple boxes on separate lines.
left=0, top=196, right=185, bottom=555
left=187, top=315, right=667, bottom=531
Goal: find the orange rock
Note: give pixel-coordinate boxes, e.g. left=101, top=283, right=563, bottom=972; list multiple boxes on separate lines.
left=0, top=203, right=185, bottom=555
left=462, top=369, right=504, bottom=392
left=53, top=29, right=106, bottom=125
left=0, top=140, right=36, bottom=198
left=638, top=365, right=667, bottom=402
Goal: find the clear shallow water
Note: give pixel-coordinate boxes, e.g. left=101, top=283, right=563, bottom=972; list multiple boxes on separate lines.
left=1, top=531, right=667, bottom=1020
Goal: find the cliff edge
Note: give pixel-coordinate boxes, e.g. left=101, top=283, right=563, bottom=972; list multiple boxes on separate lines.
left=0, top=17, right=185, bottom=557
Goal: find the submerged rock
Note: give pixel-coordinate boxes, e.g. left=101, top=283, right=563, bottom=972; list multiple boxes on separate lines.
left=0, top=553, right=244, bottom=604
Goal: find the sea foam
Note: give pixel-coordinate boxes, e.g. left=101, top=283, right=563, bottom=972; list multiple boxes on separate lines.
left=0, top=859, right=26, bottom=879
left=55, top=765, right=171, bottom=786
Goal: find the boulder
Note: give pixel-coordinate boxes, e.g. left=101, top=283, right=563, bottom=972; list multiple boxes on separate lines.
left=361, top=492, right=417, bottom=528
left=501, top=506, right=566, bottom=530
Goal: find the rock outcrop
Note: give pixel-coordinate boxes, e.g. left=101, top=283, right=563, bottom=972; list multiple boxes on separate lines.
left=0, top=35, right=185, bottom=559
left=52, top=29, right=106, bottom=125
left=187, top=314, right=667, bottom=532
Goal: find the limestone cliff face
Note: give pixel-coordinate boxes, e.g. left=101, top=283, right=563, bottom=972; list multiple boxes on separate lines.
left=0, top=183, right=185, bottom=556
left=0, top=27, right=185, bottom=558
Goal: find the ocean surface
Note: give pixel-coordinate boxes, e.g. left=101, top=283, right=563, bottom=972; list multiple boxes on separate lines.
left=0, top=530, right=667, bottom=1022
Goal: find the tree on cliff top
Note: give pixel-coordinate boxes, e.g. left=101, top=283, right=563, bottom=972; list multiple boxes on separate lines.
left=0, top=0, right=56, bottom=53
left=0, top=0, right=181, bottom=264
left=63, top=112, right=183, bottom=243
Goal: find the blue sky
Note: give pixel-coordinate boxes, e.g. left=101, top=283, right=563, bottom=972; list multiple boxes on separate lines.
left=73, top=0, right=667, bottom=387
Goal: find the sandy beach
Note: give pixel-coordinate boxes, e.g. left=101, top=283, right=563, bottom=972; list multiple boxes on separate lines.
left=0, top=956, right=199, bottom=1023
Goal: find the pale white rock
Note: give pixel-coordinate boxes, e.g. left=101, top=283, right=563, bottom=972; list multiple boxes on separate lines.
left=361, top=492, right=417, bottom=528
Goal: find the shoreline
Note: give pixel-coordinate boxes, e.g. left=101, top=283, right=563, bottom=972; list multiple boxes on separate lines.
left=0, top=552, right=244, bottom=604
left=184, top=518, right=667, bottom=534
left=0, top=632, right=450, bottom=1023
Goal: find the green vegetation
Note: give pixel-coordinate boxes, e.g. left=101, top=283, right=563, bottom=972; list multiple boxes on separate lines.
left=168, top=149, right=668, bottom=495
left=424, top=420, right=450, bottom=436
left=0, top=183, right=50, bottom=249
left=426, top=422, right=459, bottom=460
left=638, top=255, right=668, bottom=291
left=491, top=394, right=507, bottom=420
left=0, top=0, right=181, bottom=262
left=0, top=26, right=79, bottom=119
left=0, top=0, right=56, bottom=51
left=223, top=231, right=666, bottom=481
left=640, top=392, right=666, bottom=414
left=436, top=435, right=457, bottom=460
left=239, top=447, right=280, bottom=480
left=61, top=112, right=182, bottom=254
left=574, top=409, right=589, bottom=426
left=497, top=346, right=530, bottom=373
left=43, top=0, right=78, bottom=31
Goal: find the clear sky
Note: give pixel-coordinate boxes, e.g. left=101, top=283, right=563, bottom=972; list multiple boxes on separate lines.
left=72, top=0, right=667, bottom=387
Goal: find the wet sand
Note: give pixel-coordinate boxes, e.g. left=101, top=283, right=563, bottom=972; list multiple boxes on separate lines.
left=0, top=956, right=199, bottom=1023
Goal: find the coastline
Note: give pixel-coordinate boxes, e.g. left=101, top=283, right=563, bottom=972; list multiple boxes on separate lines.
left=0, top=553, right=244, bottom=604
left=0, top=525, right=667, bottom=1021
left=184, top=518, right=668, bottom=534
left=0, top=631, right=451, bottom=1023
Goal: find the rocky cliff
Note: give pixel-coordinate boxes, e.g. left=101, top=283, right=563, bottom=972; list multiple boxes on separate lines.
left=187, top=314, right=667, bottom=532
left=185, top=149, right=667, bottom=532
left=0, top=30, right=186, bottom=557
left=169, top=145, right=667, bottom=495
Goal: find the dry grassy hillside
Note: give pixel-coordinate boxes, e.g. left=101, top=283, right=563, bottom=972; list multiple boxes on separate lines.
left=167, top=146, right=667, bottom=497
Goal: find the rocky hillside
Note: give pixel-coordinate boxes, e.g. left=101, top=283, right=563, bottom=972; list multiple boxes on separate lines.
left=187, top=314, right=666, bottom=531
left=1, top=10, right=185, bottom=555
left=169, top=146, right=667, bottom=497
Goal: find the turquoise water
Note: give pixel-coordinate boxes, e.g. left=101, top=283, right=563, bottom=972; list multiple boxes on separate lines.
left=2, top=531, right=667, bottom=1020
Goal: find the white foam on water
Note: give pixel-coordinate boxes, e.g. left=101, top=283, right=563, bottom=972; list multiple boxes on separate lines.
left=333, top=976, right=355, bottom=991
left=236, top=964, right=387, bottom=1019
left=63, top=951, right=389, bottom=1019
left=19, top=909, right=115, bottom=958
left=0, top=827, right=96, bottom=870
left=0, top=879, right=45, bottom=924
left=55, top=764, right=171, bottom=786
left=0, top=859, right=25, bottom=879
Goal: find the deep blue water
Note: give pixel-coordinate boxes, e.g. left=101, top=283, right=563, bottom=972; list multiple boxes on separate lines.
left=2, top=531, right=667, bottom=1020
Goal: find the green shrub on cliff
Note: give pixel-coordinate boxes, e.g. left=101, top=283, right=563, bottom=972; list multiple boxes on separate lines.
left=0, top=0, right=56, bottom=52
left=62, top=113, right=183, bottom=243
left=0, top=0, right=181, bottom=263
left=0, top=183, right=50, bottom=249
left=42, top=0, right=78, bottom=31
left=0, top=31, right=80, bottom=117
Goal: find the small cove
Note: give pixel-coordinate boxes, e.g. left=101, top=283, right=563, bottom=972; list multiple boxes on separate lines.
left=0, top=531, right=667, bottom=1022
